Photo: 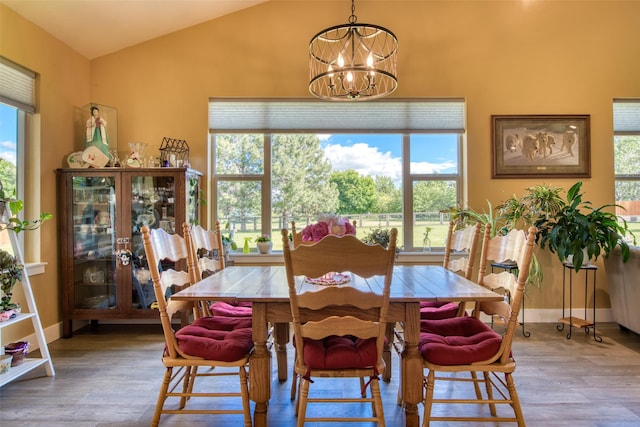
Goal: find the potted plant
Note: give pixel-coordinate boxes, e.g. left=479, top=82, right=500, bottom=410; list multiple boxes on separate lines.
left=255, top=234, right=272, bottom=254
left=221, top=223, right=237, bottom=261
left=361, top=228, right=401, bottom=254
left=535, top=182, right=634, bottom=271
left=0, top=249, right=24, bottom=321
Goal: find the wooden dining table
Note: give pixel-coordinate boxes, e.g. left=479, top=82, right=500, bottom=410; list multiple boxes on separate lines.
left=171, top=264, right=503, bottom=427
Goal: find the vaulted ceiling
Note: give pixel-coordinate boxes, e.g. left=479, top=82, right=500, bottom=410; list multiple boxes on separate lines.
left=2, top=0, right=269, bottom=59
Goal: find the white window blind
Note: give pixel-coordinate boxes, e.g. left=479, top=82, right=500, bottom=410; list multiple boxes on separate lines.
left=209, top=99, right=465, bottom=133
left=0, top=57, right=36, bottom=113
left=613, top=99, right=640, bottom=134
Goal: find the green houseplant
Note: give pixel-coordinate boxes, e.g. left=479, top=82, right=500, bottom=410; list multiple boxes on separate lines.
left=0, top=180, right=52, bottom=233
left=0, top=249, right=24, bottom=319
left=255, top=234, right=272, bottom=254
left=534, top=181, right=635, bottom=271
left=0, top=179, right=52, bottom=319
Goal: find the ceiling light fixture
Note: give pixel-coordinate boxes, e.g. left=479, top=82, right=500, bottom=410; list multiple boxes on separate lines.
left=309, top=0, right=398, bottom=101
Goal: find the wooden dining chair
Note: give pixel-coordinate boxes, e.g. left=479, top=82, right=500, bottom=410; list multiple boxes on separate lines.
left=476, top=223, right=530, bottom=316
left=419, top=221, right=482, bottom=320
left=189, top=220, right=225, bottom=275
left=186, top=221, right=252, bottom=318
left=394, top=222, right=482, bottom=360
left=281, top=228, right=397, bottom=427
left=419, top=225, right=536, bottom=427
left=141, top=225, right=254, bottom=427
left=290, top=221, right=303, bottom=248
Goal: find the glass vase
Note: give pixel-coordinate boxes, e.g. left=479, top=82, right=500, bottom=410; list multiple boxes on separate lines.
left=422, top=236, right=432, bottom=253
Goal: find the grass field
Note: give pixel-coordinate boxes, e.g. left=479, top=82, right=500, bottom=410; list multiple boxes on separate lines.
left=225, top=217, right=640, bottom=254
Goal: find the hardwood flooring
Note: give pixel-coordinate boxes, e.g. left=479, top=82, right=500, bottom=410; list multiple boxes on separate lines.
left=1, top=322, right=640, bottom=426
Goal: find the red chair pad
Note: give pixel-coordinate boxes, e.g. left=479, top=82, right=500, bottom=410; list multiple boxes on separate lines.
left=210, top=301, right=253, bottom=318
left=420, top=301, right=460, bottom=320
left=419, top=317, right=502, bottom=365
left=175, top=316, right=253, bottom=362
left=300, top=335, right=379, bottom=370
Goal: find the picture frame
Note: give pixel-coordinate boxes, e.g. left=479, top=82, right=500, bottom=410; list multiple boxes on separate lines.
left=491, top=114, right=591, bottom=178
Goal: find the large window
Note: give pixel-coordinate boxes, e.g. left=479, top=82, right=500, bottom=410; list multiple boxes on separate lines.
left=0, top=57, right=36, bottom=257
left=209, top=100, right=465, bottom=252
left=613, top=99, right=640, bottom=239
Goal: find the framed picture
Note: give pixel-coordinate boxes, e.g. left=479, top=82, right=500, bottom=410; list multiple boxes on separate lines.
left=491, top=114, right=590, bottom=178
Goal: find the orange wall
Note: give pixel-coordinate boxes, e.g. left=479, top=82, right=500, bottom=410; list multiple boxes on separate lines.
left=3, top=1, right=640, bottom=332
left=89, top=1, right=640, bottom=311
left=0, top=4, right=90, bottom=338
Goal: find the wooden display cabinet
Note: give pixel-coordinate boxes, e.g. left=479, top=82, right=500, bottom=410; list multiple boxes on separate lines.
left=56, top=168, right=201, bottom=337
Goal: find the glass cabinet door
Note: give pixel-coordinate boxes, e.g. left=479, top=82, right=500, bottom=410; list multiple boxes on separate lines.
left=130, top=175, right=177, bottom=310
left=71, top=175, right=117, bottom=310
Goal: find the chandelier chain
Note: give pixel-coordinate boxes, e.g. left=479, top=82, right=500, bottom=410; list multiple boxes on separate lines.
left=348, top=0, right=357, bottom=24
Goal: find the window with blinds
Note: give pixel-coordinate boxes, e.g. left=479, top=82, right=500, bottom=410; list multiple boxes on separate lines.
left=208, top=99, right=466, bottom=252
left=613, top=99, right=640, bottom=227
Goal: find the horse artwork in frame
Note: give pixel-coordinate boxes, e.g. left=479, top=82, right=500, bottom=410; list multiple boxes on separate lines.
left=491, top=114, right=591, bottom=178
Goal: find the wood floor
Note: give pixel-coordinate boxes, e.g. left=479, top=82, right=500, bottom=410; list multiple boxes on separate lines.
left=1, top=322, right=640, bottom=426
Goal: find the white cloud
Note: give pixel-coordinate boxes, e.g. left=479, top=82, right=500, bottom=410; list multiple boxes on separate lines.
left=323, top=141, right=457, bottom=184
left=410, top=160, right=457, bottom=174
left=324, top=142, right=402, bottom=183
left=0, top=140, right=17, bottom=165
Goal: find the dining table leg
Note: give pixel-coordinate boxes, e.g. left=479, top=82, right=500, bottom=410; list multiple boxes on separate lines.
left=383, top=322, right=395, bottom=382
left=250, top=302, right=271, bottom=427
left=401, top=302, right=421, bottom=427
left=274, top=322, right=290, bottom=382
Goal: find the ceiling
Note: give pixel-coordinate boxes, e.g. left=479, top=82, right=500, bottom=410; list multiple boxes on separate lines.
left=2, top=0, right=269, bottom=59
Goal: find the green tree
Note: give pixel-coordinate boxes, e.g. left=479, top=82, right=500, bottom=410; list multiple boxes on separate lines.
left=0, top=158, right=17, bottom=196
left=330, top=170, right=376, bottom=214
left=215, top=134, right=263, bottom=230
left=614, top=136, right=640, bottom=201
left=413, top=180, right=457, bottom=213
left=373, top=175, right=401, bottom=213
left=272, top=134, right=338, bottom=222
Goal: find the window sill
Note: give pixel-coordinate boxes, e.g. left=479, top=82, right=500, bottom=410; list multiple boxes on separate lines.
left=25, top=262, right=47, bottom=276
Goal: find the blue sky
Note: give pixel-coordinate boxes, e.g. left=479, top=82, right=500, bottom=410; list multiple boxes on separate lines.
left=320, top=133, right=458, bottom=184
left=0, top=103, right=17, bottom=165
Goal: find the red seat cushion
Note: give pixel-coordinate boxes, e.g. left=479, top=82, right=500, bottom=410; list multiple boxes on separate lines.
left=419, top=316, right=502, bottom=365
left=299, top=335, right=379, bottom=370
left=420, top=301, right=460, bottom=320
left=210, top=301, right=253, bottom=318
left=175, top=316, right=253, bottom=362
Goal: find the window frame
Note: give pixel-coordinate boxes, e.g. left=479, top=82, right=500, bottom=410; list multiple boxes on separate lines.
left=613, top=99, right=640, bottom=240
left=211, top=131, right=464, bottom=252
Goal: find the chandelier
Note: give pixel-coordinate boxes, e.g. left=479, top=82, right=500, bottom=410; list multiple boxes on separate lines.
left=309, top=0, right=398, bottom=101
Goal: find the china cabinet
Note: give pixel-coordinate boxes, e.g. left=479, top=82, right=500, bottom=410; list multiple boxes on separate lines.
left=56, top=168, right=201, bottom=337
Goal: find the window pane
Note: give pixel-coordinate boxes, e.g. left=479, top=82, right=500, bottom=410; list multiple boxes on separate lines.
left=410, top=134, right=458, bottom=174
left=214, top=134, right=264, bottom=175
left=272, top=134, right=337, bottom=222
left=0, top=103, right=18, bottom=253
left=614, top=136, right=640, bottom=175
left=216, top=180, right=262, bottom=252
left=0, top=103, right=18, bottom=195
left=413, top=180, right=457, bottom=249
left=615, top=180, right=640, bottom=241
left=321, top=133, right=403, bottom=243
